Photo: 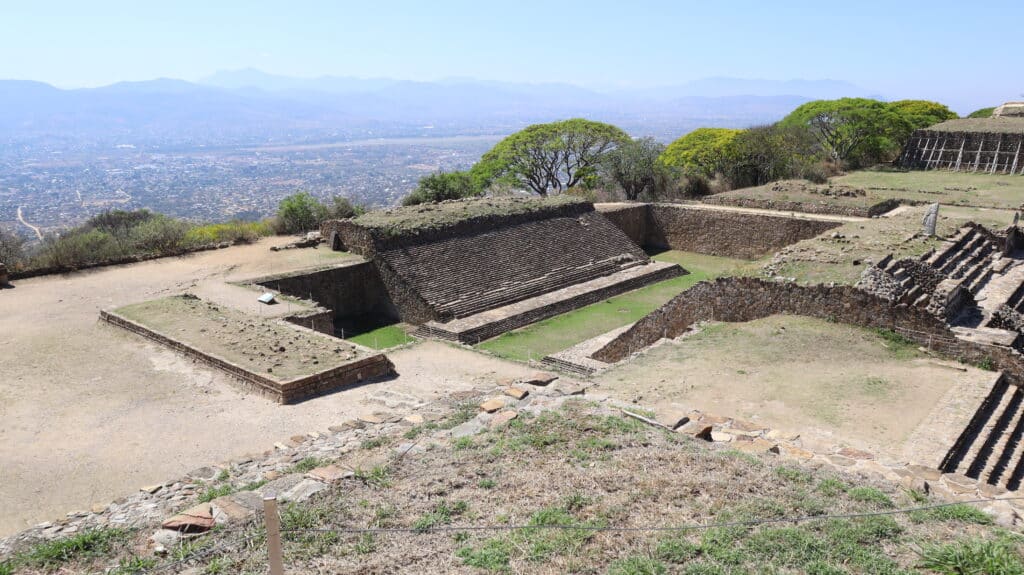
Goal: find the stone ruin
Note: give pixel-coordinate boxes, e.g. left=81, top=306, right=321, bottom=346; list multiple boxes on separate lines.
left=898, top=106, right=1024, bottom=174
left=0, top=261, right=7, bottom=286
left=321, top=197, right=685, bottom=342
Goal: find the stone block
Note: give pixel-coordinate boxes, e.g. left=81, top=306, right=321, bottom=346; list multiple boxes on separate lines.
left=306, top=464, right=355, bottom=484
left=162, top=503, right=215, bottom=533
left=282, top=479, right=328, bottom=503
left=479, top=398, right=505, bottom=413
left=210, top=496, right=254, bottom=525
left=489, top=410, right=519, bottom=430
left=504, top=387, right=529, bottom=400
left=522, top=372, right=558, bottom=386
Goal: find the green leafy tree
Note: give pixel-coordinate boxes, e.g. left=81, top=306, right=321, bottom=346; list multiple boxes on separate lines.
left=473, top=119, right=630, bottom=195
left=968, top=107, right=996, bottom=118
left=402, top=171, right=479, bottom=206
left=276, top=192, right=328, bottom=234
left=726, top=124, right=821, bottom=187
left=780, top=98, right=907, bottom=166
left=325, top=196, right=365, bottom=219
left=599, top=137, right=667, bottom=200
left=657, top=128, right=742, bottom=178
left=887, top=100, right=958, bottom=146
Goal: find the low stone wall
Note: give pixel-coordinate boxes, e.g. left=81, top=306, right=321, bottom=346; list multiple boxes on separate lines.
left=100, top=310, right=394, bottom=404
left=591, top=277, right=1024, bottom=386
left=251, top=261, right=396, bottom=322
left=701, top=196, right=900, bottom=218
left=283, top=308, right=335, bottom=335
left=594, top=204, right=648, bottom=246
left=645, top=204, right=841, bottom=259
left=596, top=203, right=842, bottom=260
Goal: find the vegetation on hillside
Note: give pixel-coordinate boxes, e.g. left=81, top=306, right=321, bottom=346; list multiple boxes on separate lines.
left=275, top=192, right=364, bottom=233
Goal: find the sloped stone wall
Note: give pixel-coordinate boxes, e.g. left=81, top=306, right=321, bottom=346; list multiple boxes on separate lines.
left=251, top=261, right=396, bottom=322
left=645, top=205, right=841, bottom=259
left=595, top=204, right=648, bottom=246
left=899, top=130, right=1024, bottom=174
left=591, top=277, right=1024, bottom=387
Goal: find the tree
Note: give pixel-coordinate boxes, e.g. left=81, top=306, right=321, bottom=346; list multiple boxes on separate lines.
left=473, top=119, right=630, bottom=195
left=657, top=128, right=743, bottom=178
left=402, top=171, right=479, bottom=206
left=0, top=226, right=27, bottom=269
left=968, top=107, right=996, bottom=118
left=726, top=124, right=820, bottom=188
left=325, top=196, right=365, bottom=219
left=887, top=100, right=958, bottom=145
left=780, top=98, right=906, bottom=166
left=599, top=138, right=666, bottom=200
left=275, top=192, right=328, bottom=234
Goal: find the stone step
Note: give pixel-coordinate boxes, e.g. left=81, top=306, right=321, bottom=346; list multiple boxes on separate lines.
left=954, top=379, right=1016, bottom=477
left=990, top=405, right=1024, bottom=490
left=965, top=388, right=1024, bottom=480
left=981, top=389, right=1024, bottom=486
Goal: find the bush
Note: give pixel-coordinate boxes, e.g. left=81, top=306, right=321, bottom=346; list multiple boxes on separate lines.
left=325, top=196, right=365, bottom=219
left=275, top=192, right=328, bottom=234
left=129, top=215, right=190, bottom=254
left=184, top=220, right=272, bottom=245
left=0, top=226, right=27, bottom=269
left=37, top=228, right=121, bottom=269
left=403, top=171, right=479, bottom=206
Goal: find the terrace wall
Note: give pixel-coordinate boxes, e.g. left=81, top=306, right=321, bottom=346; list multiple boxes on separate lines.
left=701, top=196, right=900, bottom=218
left=591, top=276, right=1024, bottom=386
left=251, top=261, right=396, bottom=322
left=100, top=310, right=394, bottom=404
left=899, top=130, right=1024, bottom=174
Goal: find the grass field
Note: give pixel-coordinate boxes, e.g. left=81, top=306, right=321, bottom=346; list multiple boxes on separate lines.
left=476, top=251, right=761, bottom=361
left=346, top=324, right=416, bottom=349
left=832, top=169, right=1024, bottom=209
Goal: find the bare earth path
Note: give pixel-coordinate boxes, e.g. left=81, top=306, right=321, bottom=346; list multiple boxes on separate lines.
left=0, top=241, right=535, bottom=536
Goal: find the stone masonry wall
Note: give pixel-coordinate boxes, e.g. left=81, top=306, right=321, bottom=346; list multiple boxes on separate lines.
left=645, top=205, right=842, bottom=259
left=100, top=311, right=394, bottom=404
left=0, top=262, right=7, bottom=285
left=594, top=204, right=648, bottom=247
left=702, top=196, right=900, bottom=218
left=899, top=130, right=1024, bottom=174
left=252, top=261, right=396, bottom=322
left=591, top=277, right=1024, bottom=386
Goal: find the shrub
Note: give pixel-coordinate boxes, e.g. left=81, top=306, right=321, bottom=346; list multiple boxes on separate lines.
left=920, top=538, right=1024, bottom=575
left=275, top=192, right=328, bottom=234
left=129, top=215, right=190, bottom=254
left=0, top=226, right=27, bottom=269
left=403, top=171, right=479, bottom=206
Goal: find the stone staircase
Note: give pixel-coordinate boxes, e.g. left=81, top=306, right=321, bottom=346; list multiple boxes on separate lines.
left=380, top=211, right=650, bottom=321
left=941, top=374, right=1024, bottom=491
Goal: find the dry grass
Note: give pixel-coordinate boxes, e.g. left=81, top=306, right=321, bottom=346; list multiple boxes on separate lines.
left=352, top=195, right=583, bottom=235
left=12, top=400, right=1018, bottom=574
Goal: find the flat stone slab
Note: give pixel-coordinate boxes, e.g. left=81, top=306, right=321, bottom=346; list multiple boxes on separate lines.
left=307, top=465, right=355, bottom=484
left=162, top=503, right=215, bottom=533
left=479, top=398, right=505, bottom=413
left=282, top=479, right=328, bottom=502
left=489, top=410, right=519, bottom=429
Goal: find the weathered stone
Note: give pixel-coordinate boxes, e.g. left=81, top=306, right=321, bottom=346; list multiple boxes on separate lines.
left=450, top=418, right=486, bottom=438
left=838, top=447, right=875, bottom=460
left=307, top=464, right=354, bottom=484
left=907, top=464, right=943, bottom=481
left=141, top=484, right=162, bottom=495
left=728, top=419, right=765, bottom=433
left=479, top=398, right=505, bottom=413
left=403, top=414, right=425, bottom=425
left=358, top=413, right=385, bottom=425
left=489, top=410, right=519, bottom=429
left=781, top=446, right=815, bottom=460
left=522, top=372, right=558, bottom=386
left=162, top=503, right=215, bottom=533
left=504, top=387, right=529, bottom=400
left=149, top=528, right=182, bottom=548
left=395, top=442, right=427, bottom=456
left=282, top=479, right=327, bottom=502
left=657, top=410, right=690, bottom=430
left=825, top=454, right=856, bottom=467
left=210, top=496, right=253, bottom=525
left=731, top=438, right=778, bottom=454
left=707, top=431, right=731, bottom=442
left=263, top=470, right=282, bottom=481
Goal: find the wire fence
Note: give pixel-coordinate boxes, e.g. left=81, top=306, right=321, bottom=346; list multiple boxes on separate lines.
left=142, top=494, right=1024, bottom=574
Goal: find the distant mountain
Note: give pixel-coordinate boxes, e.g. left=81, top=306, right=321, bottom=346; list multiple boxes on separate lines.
left=0, top=72, right=874, bottom=149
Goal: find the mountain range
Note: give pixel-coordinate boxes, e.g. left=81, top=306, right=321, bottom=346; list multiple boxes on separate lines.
left=0, top=71, right=876, bottom=149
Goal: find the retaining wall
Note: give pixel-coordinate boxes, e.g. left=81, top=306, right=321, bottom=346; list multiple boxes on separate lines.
left=251, top=261, right=396, bottom=322
left=100, top=310, right=394, bottom=404
left=590, top=277, right=1024, bottom=386
left=594, top=204, right=648, bottom=246
left=701, top=196, right=900, bottom=218
left=899, top=130, right=1024, bottom=174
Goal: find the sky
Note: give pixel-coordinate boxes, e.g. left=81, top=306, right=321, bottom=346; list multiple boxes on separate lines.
left=1, top=0, right=1021, bottom=111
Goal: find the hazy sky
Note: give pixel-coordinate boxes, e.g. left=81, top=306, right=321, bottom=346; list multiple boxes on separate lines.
left=2, top=0, right=1021, bottom=110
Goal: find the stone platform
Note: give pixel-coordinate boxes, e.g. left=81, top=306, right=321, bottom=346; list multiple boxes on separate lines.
left=413, top=261, right=684, bottom=344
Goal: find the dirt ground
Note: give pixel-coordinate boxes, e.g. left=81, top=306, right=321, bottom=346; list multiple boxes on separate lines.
left=0, top=240, right=536, bottom=536
left=593, top=315, right=995, bottom=463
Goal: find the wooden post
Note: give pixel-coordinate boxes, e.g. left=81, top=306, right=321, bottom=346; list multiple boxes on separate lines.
left=264, top=495, right=285, bottom=575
